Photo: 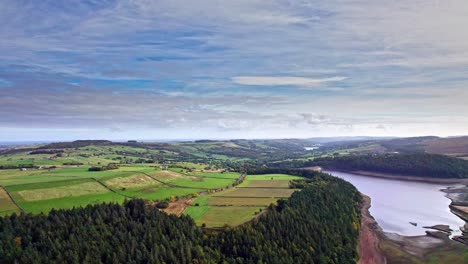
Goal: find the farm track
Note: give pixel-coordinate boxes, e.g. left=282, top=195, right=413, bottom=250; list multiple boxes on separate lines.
left=0, top=185, right=24, bottom=213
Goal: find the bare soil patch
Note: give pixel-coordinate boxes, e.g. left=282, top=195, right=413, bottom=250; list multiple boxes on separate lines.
left=358, top=194, right=386, bottom=264
left=162, top=198, right=193, bottom=216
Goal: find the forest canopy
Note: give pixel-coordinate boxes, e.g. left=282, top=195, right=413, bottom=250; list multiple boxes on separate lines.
left=310, top=153, right=468, bottom=178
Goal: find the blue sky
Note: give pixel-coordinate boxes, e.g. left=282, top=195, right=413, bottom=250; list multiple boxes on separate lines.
left=1, top=0, right=467, bottom=141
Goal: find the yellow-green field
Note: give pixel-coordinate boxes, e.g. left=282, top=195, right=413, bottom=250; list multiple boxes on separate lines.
left=211, top=187, right=297, bottom=198
left=237, top=179, right=291, bottom=188
left=17, top=181, right=109, bottom=202
left=184, top=174, right=301, bottom=227
left=105, top=174, right=159, bottom=189
left=0, top=187, right=21, bottom=215
left=0, top=165, right=241, bottom=215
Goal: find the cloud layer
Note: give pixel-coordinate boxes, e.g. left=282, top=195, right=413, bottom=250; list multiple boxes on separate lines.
left=0, top=0, right=467, bottom=140
left=232, top=76, right=346, bottom=86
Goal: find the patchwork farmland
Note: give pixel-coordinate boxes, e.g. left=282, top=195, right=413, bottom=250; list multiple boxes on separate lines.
left=0, top=151, right=304, bottom=229
left=184, top=174, right=303, bottom=227
left=0, top=163, right=242, bottom=215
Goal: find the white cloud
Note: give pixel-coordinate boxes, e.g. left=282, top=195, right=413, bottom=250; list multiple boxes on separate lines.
left=231, top=76, right=346, bottom=86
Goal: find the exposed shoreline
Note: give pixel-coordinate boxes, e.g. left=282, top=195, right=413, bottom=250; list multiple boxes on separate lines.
left=358, top=194, right=386, bottom=264
left=358, top=193, right=466, bottom=263
left=345, top=168, right=468, bottom=263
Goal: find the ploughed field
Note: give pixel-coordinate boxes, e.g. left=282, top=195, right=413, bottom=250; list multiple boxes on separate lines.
left=0, top=163, right=241, bottom=215
left=184, top=174, right=303, bottom=227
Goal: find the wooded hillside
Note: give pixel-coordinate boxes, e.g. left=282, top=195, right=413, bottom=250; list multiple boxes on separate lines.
left=311, top=154, right=468, bottom=178
left=0, top=172, right=360, bottom=264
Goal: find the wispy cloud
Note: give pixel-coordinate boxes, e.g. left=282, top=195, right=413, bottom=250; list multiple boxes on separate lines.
left=232, top=76, right=346, bottom=86
left=0, top=0, right=467, bottom=139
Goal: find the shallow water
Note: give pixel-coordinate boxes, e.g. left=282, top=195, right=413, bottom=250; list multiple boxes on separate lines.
left=327, top=171, right=465, bottom=236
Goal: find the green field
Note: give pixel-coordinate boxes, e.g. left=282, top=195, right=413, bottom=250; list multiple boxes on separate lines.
left=167, top=177, right=234, bottom=189
left=184, top=174, right=301, bottom=227
left=238, top=179, right=291, bottom=188
left=185, top=206, right=263, bottom=227
left=211, top=187, right=297, bottom=198
left=0, top=187, right=21, bottom=216
left=0, top=165, right=238, bottom=215
left=116, top=186, right=204, bottom=200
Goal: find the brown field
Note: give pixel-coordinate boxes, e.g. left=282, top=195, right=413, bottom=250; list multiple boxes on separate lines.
left=150, top=170, right=199, bottom=181
left=105, top=174, right=158, bottom=189
left=212, top=187, right=297, bottom=198
left=162, top=198, right=193, bottom=216
left=424, top=137, right=468, bottom=155
left=0, top=187, right=20, bottom=215
left=240, top=180, right=290, bottom=188
left=18, top=182, right=109, bottom=202
left=206, top=196, right=278, bottom=206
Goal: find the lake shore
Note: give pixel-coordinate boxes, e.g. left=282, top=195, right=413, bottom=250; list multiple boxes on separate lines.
left=358, top=194, right=386, bottom=264
left=336, top=170, right=468, bottom=184
left=359, top=194, right=467, bottom=263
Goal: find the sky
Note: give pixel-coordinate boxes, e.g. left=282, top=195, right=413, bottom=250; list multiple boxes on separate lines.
left=1, top=0, right=468, bottom=141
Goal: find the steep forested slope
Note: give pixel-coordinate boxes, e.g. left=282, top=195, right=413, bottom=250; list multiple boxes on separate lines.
left=311, top=153, right=468, bottom=178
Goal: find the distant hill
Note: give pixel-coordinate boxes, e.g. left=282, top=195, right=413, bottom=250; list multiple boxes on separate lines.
left=423, top=136, right=468, bottom=157
left=305, top=136, right=395, bottom=144
left=39, top=140, right=113, bottom=149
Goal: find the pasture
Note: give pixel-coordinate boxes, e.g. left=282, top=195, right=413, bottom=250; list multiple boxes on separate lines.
left=184, top=173, right=301, bottom=227
left=238, top=179, right=291, bottom=188
left=0, top=187, right=21, bottom=216
left=0, top=165, right=240, bottom=215
left=211, top=187, right=297, bottom=198
left=185, top=206, right=263, bottom=227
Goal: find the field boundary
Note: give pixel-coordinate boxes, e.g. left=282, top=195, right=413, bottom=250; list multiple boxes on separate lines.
left=237, top=187, right=291, bottom=189
left=210, top=195, right=291, bottom=198
left=200, top=204, right=271, bottom=207
left=91, top=178, right=135, bottom=199
left=4, top=177, right=92, bottom=188
left=129, top=170, right=229, bottom=190
left=1, top=185, right=24, bottom=213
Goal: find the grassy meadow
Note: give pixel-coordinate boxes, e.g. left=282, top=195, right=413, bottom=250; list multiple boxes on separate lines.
left=0, top=163, right=240, bottom=215
left=184, top=174, right=301, bottom=227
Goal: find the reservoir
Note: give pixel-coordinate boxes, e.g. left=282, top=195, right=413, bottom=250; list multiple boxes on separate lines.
left=327, top=171, right=465, bottom=236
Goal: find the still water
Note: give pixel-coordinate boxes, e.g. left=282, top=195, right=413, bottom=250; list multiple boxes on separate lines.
left=327, top=171, right=465, bottom=236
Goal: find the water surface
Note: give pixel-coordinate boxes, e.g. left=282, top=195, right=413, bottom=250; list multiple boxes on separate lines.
left=327, top=171, right=464, bottom=236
